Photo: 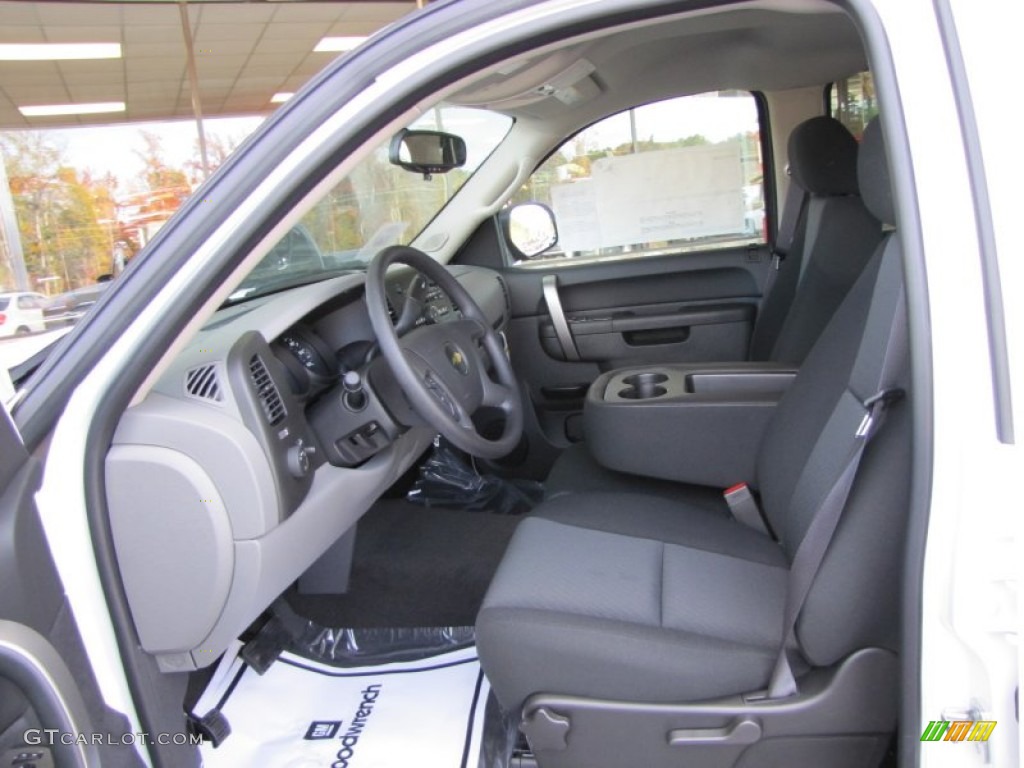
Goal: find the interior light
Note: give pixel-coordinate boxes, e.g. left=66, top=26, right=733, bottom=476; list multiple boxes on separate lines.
left=0, top=43, right=122, bottom=61
left=270, top=92, right=294, bottom=104
left=19, top=102, right=126, bottom=117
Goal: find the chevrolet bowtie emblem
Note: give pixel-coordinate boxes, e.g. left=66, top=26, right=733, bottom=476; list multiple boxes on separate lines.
left=445, top=343, right=469, bottom=375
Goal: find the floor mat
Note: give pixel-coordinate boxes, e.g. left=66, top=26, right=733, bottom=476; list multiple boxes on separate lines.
left=288, top=500, right=521, bottom=628
left=195, top=643, right=490, bottom=767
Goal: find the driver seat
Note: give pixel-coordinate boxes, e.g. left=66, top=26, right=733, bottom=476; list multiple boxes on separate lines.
left=475, top=120, right=909, bottom=768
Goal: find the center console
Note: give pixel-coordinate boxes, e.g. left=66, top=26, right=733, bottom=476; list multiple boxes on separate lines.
left=583, top=362, right=798, bottom=487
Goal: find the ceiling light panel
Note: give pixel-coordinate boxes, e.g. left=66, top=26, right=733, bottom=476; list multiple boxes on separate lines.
left=19, top=102, right=126, bottom=117
left=0, top=43, right=122, bottom=61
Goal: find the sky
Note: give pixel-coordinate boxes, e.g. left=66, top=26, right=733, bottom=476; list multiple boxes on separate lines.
left=578, top=94, right=760, bottom=151
left=21, top=114, right=266, bottom=189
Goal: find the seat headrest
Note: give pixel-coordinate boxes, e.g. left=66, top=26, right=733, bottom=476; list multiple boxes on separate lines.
left=788, top=116, right=859, bottom=196
left=857, top=118, right=894, bottom=226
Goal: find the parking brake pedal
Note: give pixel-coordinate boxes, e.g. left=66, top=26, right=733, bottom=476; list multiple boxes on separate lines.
left=187, top=709, right=231, bottom=748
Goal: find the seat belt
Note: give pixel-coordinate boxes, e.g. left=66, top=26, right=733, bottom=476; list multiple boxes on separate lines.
left=724, top=482, right=772, bottom=537
left=766, top=242, right=907, bottom=699
left=761, top=176, right=808, bottom=300
left=749, top=176, right=809, bottom=360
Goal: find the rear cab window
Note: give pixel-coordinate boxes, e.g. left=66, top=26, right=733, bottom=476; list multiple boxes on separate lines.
left=828, top=71, right=878, bottom=139
left=511, top=91, right=767, bottom=266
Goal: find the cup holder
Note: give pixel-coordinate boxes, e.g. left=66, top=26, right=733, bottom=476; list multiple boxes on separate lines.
left=619, top=372, right=669, bottom=400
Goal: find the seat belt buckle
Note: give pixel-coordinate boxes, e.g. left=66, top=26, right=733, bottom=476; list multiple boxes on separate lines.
left=856, top=388, right=904, bottom=439
left=724, top=483, right=771, bottom=536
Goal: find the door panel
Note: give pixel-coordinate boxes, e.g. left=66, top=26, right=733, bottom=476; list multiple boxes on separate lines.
left=498, top=245, right=771, bottom=474
left=0, top=406, right=142, bottom=767
left=570, top=304, right=751, bottom=360
left=532, top=270, right=757, bottom=372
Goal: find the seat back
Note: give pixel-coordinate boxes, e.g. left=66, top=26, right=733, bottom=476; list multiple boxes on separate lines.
left=757, top=119, right=910, bottom=667
left=751, top=117, right=883, bottom=364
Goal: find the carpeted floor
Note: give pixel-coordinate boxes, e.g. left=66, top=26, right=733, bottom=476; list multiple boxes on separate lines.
left=288, top=499, right=522, bottom=628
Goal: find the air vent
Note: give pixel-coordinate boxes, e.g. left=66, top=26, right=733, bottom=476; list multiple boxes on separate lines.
left=184, top=364, right=223, bottom=403
left=248, top=354, right=286, bottom=426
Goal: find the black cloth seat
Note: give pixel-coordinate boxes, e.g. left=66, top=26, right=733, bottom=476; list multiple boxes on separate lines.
left=752, top=115, right=881, bottom=365
left=546, top=116, right=882, bottom=502
left=476, top=120, right=909, bottom=715
left=478, top=505, right=788, bottom=708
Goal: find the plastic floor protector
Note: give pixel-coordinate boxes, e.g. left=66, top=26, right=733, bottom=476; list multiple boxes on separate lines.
left=194, top=642, right=490, bottom=767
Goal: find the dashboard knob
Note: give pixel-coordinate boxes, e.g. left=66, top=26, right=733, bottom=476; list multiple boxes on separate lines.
left=343, top=370, right=367, bottom=411
left=287, top=442, right=311, bottom=478
left=343, top=370, right=361, bottom=392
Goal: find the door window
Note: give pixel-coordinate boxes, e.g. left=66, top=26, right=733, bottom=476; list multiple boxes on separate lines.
left=511, top=92, right=766, bottom=265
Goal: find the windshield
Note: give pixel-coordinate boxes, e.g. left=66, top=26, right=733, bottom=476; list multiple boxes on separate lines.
left=229, top=107, right=513, bottom=302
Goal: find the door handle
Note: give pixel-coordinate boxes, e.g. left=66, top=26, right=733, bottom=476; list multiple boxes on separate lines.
left=542, top=275, right=580, bottom=362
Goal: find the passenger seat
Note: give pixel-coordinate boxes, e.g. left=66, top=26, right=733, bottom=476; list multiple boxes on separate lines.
left=751, top=116, right=882, bottom=364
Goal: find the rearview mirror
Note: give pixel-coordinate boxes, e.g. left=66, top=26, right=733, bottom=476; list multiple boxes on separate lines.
left=389, top=129, right=467, bottom=179
left=502, top=202, right=559, bottom=260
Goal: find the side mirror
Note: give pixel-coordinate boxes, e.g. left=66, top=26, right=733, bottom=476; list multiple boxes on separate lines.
left=502, top=202, right=559, bottom=260
left=389, top=129, right=467, bottom=179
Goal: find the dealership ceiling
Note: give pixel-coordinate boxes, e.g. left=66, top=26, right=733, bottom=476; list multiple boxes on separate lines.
left=0, top=0, right=419, bottom=130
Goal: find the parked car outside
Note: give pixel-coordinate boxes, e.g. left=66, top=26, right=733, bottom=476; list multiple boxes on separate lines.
left=0, top=291, right=48, bottom=338
left=41, top=279, right=113, bottom=329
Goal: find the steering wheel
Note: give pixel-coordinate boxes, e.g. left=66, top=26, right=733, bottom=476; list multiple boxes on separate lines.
left=366, top=245, right=523, bottom=459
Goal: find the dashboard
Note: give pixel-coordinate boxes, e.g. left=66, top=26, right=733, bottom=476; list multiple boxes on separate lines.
left=103, top=264, right=510, bottom=672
